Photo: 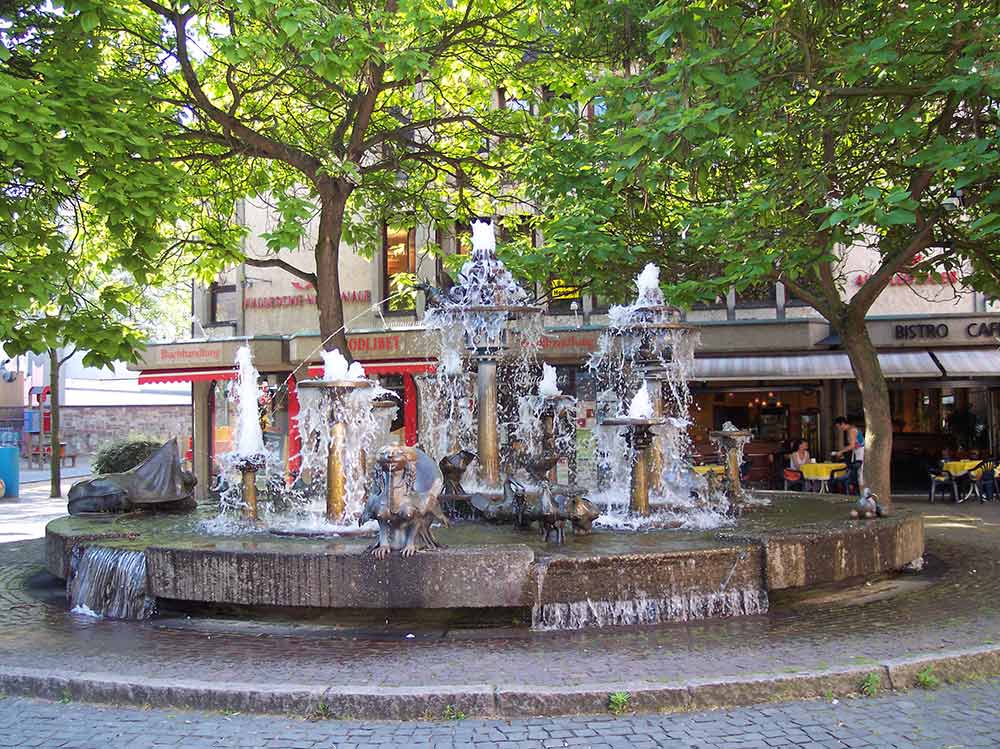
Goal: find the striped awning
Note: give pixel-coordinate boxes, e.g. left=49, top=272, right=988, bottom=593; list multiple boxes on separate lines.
left=693, top=351, right=942, bottom=381
left=138, top=367, right=235, bottom=385
left=932, top=349, right=1000, bottom=378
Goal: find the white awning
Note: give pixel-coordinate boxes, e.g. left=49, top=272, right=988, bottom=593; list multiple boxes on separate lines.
left=933, top=349, right=1000, bottom=378
left=693, top=351, right=942, bottom=381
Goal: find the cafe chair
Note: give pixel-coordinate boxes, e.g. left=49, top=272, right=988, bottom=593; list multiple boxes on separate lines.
left=928, top=466, right=959, bottom=503
left=969, top=459, right=998, bottom=503
left=783, top=467, right=805, bottom=491
left=829, top=460, right=862, bottom=496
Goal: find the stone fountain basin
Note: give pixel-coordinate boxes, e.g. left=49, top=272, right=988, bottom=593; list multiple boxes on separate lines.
left=45, top=494, right=923, bottom=626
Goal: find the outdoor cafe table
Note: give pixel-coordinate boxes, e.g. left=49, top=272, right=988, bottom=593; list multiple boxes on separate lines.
left=799, top=462, right=847, bottom=493
left=693, top=465, right=725, bottom=475
left=943, top=459, right=984, bottom=478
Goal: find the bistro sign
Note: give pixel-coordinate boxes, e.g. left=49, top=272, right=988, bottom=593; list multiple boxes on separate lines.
left=893, top=320, right=1000, bottom=341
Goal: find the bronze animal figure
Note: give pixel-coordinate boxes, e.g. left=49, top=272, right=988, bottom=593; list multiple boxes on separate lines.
left=439, top=449, right=477, bottom=496
left=67, top=439, right=196, bottom=515
left=361, top=446, right=448, bottom=558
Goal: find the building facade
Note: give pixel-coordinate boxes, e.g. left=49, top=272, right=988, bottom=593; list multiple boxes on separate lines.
left=132, top=200, right=1000, bottom=496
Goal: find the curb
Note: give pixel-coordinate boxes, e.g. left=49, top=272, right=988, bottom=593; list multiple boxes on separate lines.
left=2, top=645, right=999, bottom=719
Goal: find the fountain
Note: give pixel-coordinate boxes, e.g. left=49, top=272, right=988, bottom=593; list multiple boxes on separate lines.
left=601, top=384, right=667, bottom=516
left=296, top=350, right=377, bottom=522
left=421, top=217, right=542, bottom=486
left=46, top=226, right=925, bottom=629
left=710, top=422, right=754, bottom=501
left=233, top=346, right=267, bottom=521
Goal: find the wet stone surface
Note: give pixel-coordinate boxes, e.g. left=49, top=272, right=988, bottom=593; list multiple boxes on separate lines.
left=43, top=494, right=922, bottom=617
left=0, top=499, right=994, bottom=692
left=2, top=677, right=999, bottom=748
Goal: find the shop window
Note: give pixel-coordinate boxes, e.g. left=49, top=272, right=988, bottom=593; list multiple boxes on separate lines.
left=382, top=225, right=417, bottom=312
left=209, top=283, right=238, bottom=324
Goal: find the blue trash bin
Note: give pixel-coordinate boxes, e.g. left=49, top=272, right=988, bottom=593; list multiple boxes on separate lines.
left=0, top=445, right=20, bottom=497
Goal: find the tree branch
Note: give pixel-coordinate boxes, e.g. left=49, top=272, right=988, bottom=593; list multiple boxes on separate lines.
left=243, top=256, right=317, bottom=286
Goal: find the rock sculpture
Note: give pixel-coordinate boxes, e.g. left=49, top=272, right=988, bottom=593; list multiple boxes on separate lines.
left=361, top=445, right=448, bottom=558
left=67, top=439, right=196, bottom=515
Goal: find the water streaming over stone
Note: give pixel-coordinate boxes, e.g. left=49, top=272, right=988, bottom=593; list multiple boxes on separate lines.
left=68, top=545, right=155, bottom=620
left=531, top=588, right=769, bottom=630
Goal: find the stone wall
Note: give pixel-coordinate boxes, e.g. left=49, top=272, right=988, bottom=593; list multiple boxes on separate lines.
left=59, top=405, right=191, bottom=456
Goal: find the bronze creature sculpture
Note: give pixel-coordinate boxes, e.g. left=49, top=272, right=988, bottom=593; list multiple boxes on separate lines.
left=439, top=449, right=477, bottom=496
left=470, top=474, right=599, bottom=542
left=361, top=445, right=448, bottom=558
left=849, top=488, right=886, bottom=519
left=67, top=439, right=196, bottom=515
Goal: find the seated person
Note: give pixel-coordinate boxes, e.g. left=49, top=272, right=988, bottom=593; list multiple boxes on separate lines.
left=784, top=439, right=810, bottom=490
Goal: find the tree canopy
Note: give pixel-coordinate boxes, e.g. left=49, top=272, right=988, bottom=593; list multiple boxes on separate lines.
left=516, top=0, right=1000, bottom=308
left=60, top=0, right=562, bottom=352
left=513, top=0, right=1000, bottom=502
left=0, top=1, right=240, bottom=366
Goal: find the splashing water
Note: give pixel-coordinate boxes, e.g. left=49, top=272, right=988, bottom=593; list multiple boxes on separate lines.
left=627, top=382, right=654, bottom=419
left=321, top=348, right=365, bottom=381
left=635, top=262, right=664, bottom=306
left=234, top=346, right=265, bottom=460
left=538, top=363, right=561, bottom=397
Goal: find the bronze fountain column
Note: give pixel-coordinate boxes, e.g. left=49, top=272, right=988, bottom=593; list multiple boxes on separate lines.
left=297, top=378, right=374, bottom=521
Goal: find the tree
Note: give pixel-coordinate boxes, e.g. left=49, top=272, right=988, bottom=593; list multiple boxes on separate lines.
left=85, top=0, right=551, bottom=356
left=1, top=3, right=238, bottom=495
left=517, top=0, right=1000, bottom=504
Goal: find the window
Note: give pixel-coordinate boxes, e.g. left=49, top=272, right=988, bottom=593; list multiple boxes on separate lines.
left=454, top=221, right=473, bottom=255
left=587, top=96, right=607, bottom=119
left=498, top=87, right=532, bottom=114
left=383, top=225, right=417, bottom=312
left=735, top=283, right=777, bottom=308
left=209, top=283, right=238, bottom=324
left=497, top=215, right=535, bottom=247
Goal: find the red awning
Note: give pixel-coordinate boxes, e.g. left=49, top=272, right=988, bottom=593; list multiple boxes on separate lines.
left=305, top=360, right=436, bottom=379
left=138, top=367, right=236, bottom=385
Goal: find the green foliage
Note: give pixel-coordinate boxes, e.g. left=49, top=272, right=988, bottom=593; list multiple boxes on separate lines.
left=306, top=702, right=333, bottom=721
left=442, top=704, right=466, bottom=721
left=515, top=0, right=1000, bottom=308
left=916, top=665, right=940, bottom=689
left=92, top=439, right=161, bottom=475
left=69, top=0, right=563, bottom=345
left=860, top=672, right=881, bottom=698
left=608, top=691, right=631, bottom=715
left=0, top=3, right=242, bottom=367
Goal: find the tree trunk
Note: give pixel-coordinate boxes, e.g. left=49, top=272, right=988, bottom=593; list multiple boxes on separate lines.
left=314, top=185, right=352, bottom=357
left=839, top=324, right=893, bottom=508
left=48, top=348, right=62, bottom=499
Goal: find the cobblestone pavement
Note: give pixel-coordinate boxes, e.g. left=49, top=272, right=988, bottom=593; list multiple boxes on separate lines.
left=3, top=500, right=1000, bottom=693
left=3, top=677, right=999, bottom=748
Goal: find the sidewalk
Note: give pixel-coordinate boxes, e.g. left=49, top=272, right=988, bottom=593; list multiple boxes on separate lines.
left=0, top=482, right=75, bottom=543
left=18, top=459, right=92, bottom=485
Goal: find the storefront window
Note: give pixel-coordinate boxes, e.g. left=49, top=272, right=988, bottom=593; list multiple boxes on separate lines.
left=383, top=225, right=417, bottom=312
